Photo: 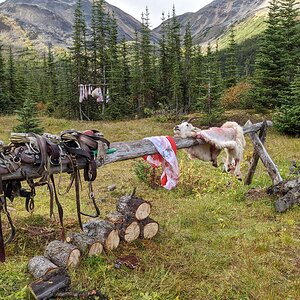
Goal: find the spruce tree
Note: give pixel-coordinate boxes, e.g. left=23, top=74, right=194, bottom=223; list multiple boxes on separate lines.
left=274, top=65, right=300, bottom=136
left=0, top=44, right=9, bottom=114
left=158, top=12, right=171, bottom=107
left=167, top=6, right=182, bottom=111
left=131, top=30, right=142, bottom=115
left=6, top=46, right=19, bottom=111
left=182, top=22, right=193, bottom=112
left=140, top=7, right=154, bottom=111
left=254, top=0, right=286, bottom=109
left=225, top=26, right=238, bottom=88
left=199, top=43, right=224, bottom=125
left=72, top=0, right=88, bottom=119
left=191, top=45, right=206, bottom=110
left=14, top=98, right=43, bottom=134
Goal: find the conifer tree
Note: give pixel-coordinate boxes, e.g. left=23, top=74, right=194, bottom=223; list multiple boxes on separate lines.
left=182, top=22, right=193, bottom=112
left=253, top=0, right=286, bottom=109
left=200, top=43, right=224, bottom=125
left=191, top=45, right=206, bottom=110
left=140, top=7, right=154, bottom=111
left=6, top=46, right=19, bottom=111
left=0, top=44, right=9, bottom=113
left=274, top=68, right=300, bottom=136
left=225, top=26, right=238, bottom=88
left=158, top=12, right=171, bottom=107
left=14, top=98, right=43, bottom=134
left=72, top=0, right=88, bottom=119
left=131, top=30, right=142, bottom=115
left=278, top=0, right=300, bottom=101
left=167, top=6, right=182, bottom=111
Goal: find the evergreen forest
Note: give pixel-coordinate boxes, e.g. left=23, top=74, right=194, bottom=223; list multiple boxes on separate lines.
left=0, top=0, right=299, bottom=135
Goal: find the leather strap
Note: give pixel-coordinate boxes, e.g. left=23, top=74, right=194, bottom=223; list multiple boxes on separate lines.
left=50, top=175, right=65, bottom=240
left=0, top=175, right=5, bottom=263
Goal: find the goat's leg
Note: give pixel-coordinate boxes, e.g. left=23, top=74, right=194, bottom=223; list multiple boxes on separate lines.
left=234, top=158, right=242, bottom=181
left=211, top=148, right=221, bottom=168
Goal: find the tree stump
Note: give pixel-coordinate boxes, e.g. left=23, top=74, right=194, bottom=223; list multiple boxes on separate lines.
left=117, top=195, right=151, bottom=221
left=106, top=212, right=140, bottom=243
left=139, top=218, right=159, bottom=239
left=44, top=240, right=81, bottom=268
left=28, top=256, right=59, bottom=279
left=83, top=220, right=120, bottom=250
left=28, top=268, right=71, bottom=300
left=66, top=233, right=103, bottom=257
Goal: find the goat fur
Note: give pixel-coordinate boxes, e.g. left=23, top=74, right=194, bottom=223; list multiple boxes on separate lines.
left=174, top=121, right=246, bottom=179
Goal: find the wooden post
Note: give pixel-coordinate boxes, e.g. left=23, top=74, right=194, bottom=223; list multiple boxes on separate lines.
left=246, top=121, right=282, bottom=185
left=244, top=120, right=268, bottom=185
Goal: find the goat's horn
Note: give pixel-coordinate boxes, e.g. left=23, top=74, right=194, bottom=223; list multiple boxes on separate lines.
left=186, top=117, right=198, bottom=123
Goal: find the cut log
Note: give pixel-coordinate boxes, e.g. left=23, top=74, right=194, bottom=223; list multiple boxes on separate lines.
left=66, top=233, right=103, bottom=257
left=106, top=212, right=140, bottom=243
left=120, top=219, right=140, bottom=242
left=44, top=240, right=81, bottom=268
left=275, top=185, right=300, bottom=213
left=83, top=220, right=120, bottom=250
left=28, top=268, right=71, bottom=300
left=139, top=218, right=159, bottom=239
left=28, top=256, right=58, bottom=279
left=117, top=195, right=151, bottom=221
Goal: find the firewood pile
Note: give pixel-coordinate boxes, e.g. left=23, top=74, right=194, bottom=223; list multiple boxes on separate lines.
left=27, top=190, right=159, bottom=300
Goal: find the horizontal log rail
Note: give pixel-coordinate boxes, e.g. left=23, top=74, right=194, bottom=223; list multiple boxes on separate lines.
left=2, top=121, right=273, bottom=182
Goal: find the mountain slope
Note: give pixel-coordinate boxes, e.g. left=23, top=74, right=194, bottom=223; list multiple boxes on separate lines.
left=0, top=0, right=146, bottom=50
left=153, top=0, right=269, bottom=45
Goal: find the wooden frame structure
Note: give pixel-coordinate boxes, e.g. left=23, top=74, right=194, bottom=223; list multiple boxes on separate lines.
left=2, top=120, right=282, bottom=186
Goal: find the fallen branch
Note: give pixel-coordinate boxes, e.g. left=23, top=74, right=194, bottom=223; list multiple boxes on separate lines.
left=53, top=290, right=108, bottom=299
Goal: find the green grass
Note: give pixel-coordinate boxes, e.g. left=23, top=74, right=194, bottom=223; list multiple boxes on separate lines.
left=0, top=113, right=300, bottom=300
left=218, top=14, right=267, bottom=49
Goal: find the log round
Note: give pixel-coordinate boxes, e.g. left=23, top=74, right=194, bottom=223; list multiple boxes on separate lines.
left=44, top=240, right=81, bottom=268
left=83, top=220, right=120, bottom=250
left=66, top=233, right=103, bottom=257
left=119, top=219, right=141, bottom=243
left=117, top=196, right=151, bottom=221
left=106, top=212, right=140, bottom=243
left=139, top=218, right=159, bottom=239
left=28, top=256, right=58, bottom=279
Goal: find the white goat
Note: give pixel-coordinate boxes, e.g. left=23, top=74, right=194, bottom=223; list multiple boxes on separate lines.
left=174, top=119, right=246, bottom=180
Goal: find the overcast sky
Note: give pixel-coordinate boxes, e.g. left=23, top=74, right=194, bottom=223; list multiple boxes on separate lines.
left=0, top=0, right=214, bottom=28
left=107, top=0, right=213, bottom=28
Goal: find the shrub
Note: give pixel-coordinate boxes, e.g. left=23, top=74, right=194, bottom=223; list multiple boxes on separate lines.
left=221, top=81, right=255, bottom=109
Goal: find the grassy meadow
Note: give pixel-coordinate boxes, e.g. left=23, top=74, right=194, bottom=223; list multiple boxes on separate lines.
left=0, top=113, right=300, bottom=300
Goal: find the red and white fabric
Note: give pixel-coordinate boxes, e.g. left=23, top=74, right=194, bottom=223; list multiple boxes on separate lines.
left=143, top=136, right=179, bottom=190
